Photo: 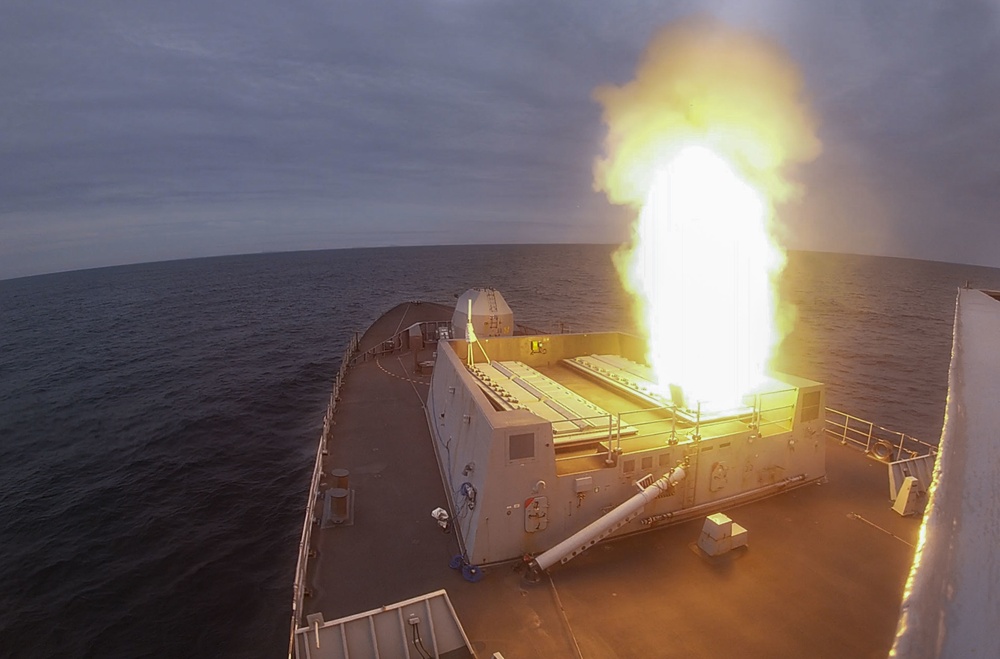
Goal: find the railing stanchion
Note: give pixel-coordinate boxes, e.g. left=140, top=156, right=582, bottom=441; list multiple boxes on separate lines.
left=606, top=415, right=615, bottom=465
left=670, top=405, right=677, bottom=444
left=616, top=412, right=622, bottom=453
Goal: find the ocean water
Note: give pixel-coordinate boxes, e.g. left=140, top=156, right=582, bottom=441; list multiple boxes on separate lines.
left=1, top=244, right=999, bottom=658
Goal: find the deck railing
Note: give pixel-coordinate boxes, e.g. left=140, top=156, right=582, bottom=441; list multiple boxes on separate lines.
left=515, top=322, right=552, bottom=335
left=552, top=388, right=798, bottom=465
left=614, top=389, right=795, bottom=443
left=350, top=320, right=451, bottom=365
left=287, top=331, right=359, bottom=659
left=542, top=403, right=933, bottom=463
left=824, top=407, right=937, bottom=460
left=351, top=319, right=576, bottom=365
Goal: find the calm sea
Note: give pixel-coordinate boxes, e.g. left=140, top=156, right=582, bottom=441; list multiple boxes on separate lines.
left=2, top=245, right=998, bottom=658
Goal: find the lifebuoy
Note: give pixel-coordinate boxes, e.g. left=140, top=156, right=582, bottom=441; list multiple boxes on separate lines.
left=872, top=440, right=893, bottom=461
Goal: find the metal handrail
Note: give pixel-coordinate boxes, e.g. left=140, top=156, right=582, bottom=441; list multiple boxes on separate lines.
left=287, top=331, right=360, bottom=659
left=824, top=407, right=936, bottom=460
left=515, top=322, right=551, bottom=335
left=614, top=389, right=796, bottom=434
left=552, top=389, right=798, bottom=464
left=350, top=320, right=451, bottom=365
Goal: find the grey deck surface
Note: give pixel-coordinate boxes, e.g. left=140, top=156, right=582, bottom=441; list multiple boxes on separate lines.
left=303, top=303, right=920, bottom=658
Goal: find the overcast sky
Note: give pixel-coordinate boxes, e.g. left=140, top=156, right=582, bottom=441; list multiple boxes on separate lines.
left=2, top=0, right=999, bottom=279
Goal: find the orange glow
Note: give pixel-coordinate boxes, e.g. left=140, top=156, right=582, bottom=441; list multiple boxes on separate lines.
left=593, top=17, right=821, bottom=411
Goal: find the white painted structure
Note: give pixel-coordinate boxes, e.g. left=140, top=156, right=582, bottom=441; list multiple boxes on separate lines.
left=893, top=289, right=1000, bottom=658
left=426, top=312, right=827, bottom=567
left=452, top=288, right=514, bottom=339
left=697, top=513, right=748, bottom=556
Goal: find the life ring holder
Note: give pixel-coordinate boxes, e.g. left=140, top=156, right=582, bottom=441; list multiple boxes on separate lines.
left=871, top=440, right=894, bottom=462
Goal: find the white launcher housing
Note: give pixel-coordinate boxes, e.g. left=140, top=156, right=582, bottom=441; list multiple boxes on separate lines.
left=426, top=291, right=826, bottom=568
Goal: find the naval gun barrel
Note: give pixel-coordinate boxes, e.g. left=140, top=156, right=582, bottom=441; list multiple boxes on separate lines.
left=529, top=466, right=686, bottom=575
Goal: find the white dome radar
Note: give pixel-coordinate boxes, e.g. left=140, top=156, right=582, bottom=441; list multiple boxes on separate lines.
left=452, top=288, right=514, bottom=340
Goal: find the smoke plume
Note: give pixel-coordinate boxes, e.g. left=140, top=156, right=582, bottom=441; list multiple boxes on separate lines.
left=593, top=16, right=821, bottom=209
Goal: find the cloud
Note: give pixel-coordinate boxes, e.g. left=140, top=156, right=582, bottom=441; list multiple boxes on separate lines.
left=1, top=0, right=1000, bottom=278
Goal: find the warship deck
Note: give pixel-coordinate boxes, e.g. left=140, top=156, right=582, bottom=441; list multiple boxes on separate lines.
left=299, top=302, right=922, bottom=658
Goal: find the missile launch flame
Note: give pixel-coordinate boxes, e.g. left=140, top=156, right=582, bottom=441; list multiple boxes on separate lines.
left=593, top=17, right=821, bottom=411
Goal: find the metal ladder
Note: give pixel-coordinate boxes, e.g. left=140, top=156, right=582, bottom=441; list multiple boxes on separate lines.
left=486, top=289, right=500, bottom=333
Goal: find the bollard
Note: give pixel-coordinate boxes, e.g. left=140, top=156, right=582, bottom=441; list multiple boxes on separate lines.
left=330, top=488, right=349, bottom=520
left=330, top=468, right=350, bottom=490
